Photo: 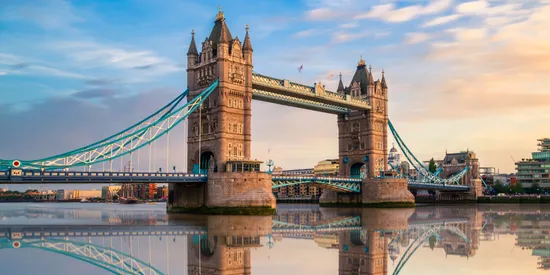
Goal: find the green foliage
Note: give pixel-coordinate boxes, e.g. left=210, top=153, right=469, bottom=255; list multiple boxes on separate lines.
left=428, top=158, right=437, bottom=173
left=512, top=182, right=525, bottom=194
left=493, top=180, right=509, bottom=194
left=429, top=235, right=437, bottom=250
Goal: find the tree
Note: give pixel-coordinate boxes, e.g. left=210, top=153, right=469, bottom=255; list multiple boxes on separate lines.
left=429, top=235, right=437, bottom=250
left=428, top=158, right=437, bottom=173
left=512, top=182, right=525, bottom=194
left=493, top=180, right=508, bottom=194
left=531, top=182, right=541, bottom=194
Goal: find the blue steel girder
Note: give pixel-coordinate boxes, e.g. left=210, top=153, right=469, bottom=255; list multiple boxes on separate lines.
left=8, top=239, right=164, bottom=275
left=272, top=176, right=362, bottom=193
left=251, top=72, right=371, bottom=111
left=0, top=80, right=219, bottom=170
left=392, top=224, right=469, bottom=275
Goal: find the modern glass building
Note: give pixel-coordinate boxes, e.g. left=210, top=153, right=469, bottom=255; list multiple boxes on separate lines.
left=516, top=138, right=550, bottom=188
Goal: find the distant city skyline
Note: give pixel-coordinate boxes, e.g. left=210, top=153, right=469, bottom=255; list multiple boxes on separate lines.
left=1, top=0, right=549, bottom=178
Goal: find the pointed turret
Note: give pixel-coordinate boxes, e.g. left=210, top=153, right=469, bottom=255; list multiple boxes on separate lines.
left=243, top=24, right=253, bottom=52
left=218, top=19, right=229, bottom=44
left=337, top=72, right=345, bottom=93
left=208, top=6, right=233, bottom=51
left=187, top=30, right=198, bottom=56
left=381, top=70, right=388, bottom=89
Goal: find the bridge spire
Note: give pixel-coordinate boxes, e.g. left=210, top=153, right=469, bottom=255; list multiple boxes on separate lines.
left=381, top=69, right=388, bottom=89
left=243, top=24, right=253, bottom=52
left=187, top=29, right=198, bottom=56
left=337, top=72, right=345, bottom=93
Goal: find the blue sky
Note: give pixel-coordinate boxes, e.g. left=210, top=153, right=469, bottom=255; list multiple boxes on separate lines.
left=1, top=0, right=550, bottom=181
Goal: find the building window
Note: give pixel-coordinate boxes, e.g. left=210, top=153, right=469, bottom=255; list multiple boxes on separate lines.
left=233, top=123, right=238, bottom=133
left=228, top=143, right=232, bottom=156
left=352, top=122, right=360, bottom=133
left=238, top=144, right=243, bottom=156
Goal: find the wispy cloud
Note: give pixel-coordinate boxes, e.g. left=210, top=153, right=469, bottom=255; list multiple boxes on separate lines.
left=422, top=14, right=463, bottom=28
left=405, top=32, right=432, bottom=44
left=0, top=0, right=84, bottom=30
left=50, top=41, right=182, bottom=77
left=355, top=0, right=453, bottom=23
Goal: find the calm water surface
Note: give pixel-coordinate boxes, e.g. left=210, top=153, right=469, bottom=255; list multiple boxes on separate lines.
left=0, top=203, right=547, bottom=274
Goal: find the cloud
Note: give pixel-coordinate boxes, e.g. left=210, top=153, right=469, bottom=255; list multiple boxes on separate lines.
left=355, top=0, right=453, bottom=22
left=331, top=30, right=389, bottom=44
left=50, top=41, right=181, bottom=77
left=339, top=22, right=359, bottom=29
left=305, top=8, right=339, bottom=20
left=422, top=14, right=463, bottom=28
left=405, top=32, right=432, bottom=44
left=84, top=78, right=120, bottom=86
left=394, top=4, right=550, bottom=123
left=456, top=0, right=488, bottom=15
left=292, top=29, right=319, bottom=38
left=72, top=88, right=119, bottom=99
left=0, top=0, right=84, bottom=30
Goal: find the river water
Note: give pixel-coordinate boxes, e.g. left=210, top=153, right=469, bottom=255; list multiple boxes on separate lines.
left=0, top=203, right=546, bottom=274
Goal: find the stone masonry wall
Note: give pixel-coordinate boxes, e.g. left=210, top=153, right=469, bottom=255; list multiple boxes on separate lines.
left=167, top=183, right=205, bottom=211
left=206, top=172, right=276, bottom=209
left=362, top=178, right=415, bottom=205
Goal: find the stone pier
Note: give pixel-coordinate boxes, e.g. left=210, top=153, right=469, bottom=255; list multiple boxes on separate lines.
left=320, top=174, right=415, bottom=207
left=168, top=160, right=276, bottom=215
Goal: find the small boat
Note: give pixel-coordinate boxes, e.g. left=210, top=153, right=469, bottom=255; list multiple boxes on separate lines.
left=119, top=197, right=138, bottom=204
left=80, top=198, right=90, bottom=203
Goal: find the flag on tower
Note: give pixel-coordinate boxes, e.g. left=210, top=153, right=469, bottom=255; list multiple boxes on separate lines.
left=298, top=64, right=303, bottom=72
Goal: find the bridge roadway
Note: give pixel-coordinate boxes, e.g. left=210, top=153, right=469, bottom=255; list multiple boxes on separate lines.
left=0, top=169, right=469, bottom=192
left=0, top=222, right=364, bottom=241
left=0, top=219, right=467, bottom=241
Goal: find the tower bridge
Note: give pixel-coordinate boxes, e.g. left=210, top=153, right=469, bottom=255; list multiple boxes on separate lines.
left=0, top=9, right=482, bottom=212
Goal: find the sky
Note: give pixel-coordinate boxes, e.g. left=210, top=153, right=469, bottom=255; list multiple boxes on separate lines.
left=1, top=0, right=550, bottom=178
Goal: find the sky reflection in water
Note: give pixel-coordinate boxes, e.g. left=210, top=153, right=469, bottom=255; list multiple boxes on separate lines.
left=0, top=203, right=548, bottom=275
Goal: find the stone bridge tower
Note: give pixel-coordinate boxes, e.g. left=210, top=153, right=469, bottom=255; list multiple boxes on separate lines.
left=337, top=57, right=389, bottom=179
left=186, top=9, right=253, bottom=173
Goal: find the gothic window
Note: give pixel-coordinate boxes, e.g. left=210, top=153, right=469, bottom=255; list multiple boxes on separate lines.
left=238, top=144, right=243, bottom=156
left=233, top=123, right=237, bottom=133
left=348, top=144, right=353, bottom=151
left=352, top=122, right=360, bottom=133
left=228, top=122, right=232, bottom=132
left=360, top=142, right=365, bottom=150
left=238, top=124, right=243, bottom=134
left=233, top=146, right=238, bottom=156
left=228, top=143, right=232, bottom=156
left=354, top=141, right=359, bottom=150
left=228, top=98, right=232, bottom=108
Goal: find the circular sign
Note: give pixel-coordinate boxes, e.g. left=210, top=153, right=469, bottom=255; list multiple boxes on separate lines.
left=12, top=160, right=21, bottom=168
left=12, top=241, right=20, bottom=248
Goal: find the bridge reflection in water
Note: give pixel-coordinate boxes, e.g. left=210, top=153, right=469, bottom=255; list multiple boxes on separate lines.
left=0, top=204, right=547, bottom=274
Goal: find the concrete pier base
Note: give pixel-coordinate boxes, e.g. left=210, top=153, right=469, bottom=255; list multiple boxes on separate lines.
left=168, top=172, right=276, bottom=215
left=363, top=178, right=415, bottom=207
left=167, top=183, right=205, bottom=213
left=319, top=190, right=362, bottom=206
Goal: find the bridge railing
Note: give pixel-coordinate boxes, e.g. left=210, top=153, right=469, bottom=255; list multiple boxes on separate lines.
left=3, top=170, right=207, bottom=178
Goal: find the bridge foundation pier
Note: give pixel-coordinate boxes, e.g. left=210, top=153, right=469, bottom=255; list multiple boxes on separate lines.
left=168, top=171, right=276, bottom=215
left=363, top=178, right=415, bottom=207
left=319, top=190, right=362, bottom=205
left=320, top=177, right=415, bottom=207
